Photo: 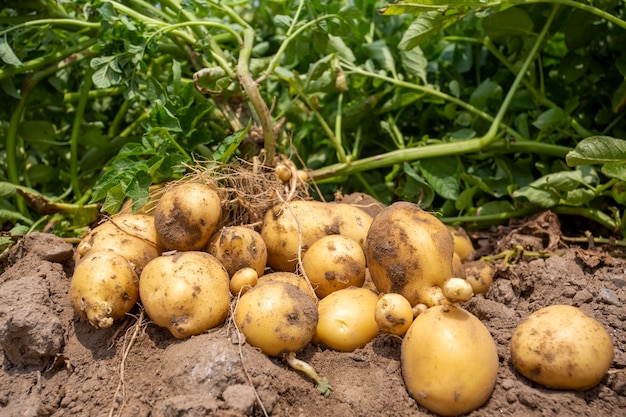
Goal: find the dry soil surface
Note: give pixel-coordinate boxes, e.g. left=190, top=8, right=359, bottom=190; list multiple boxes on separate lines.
left=0, top=211, right=625, bottom=417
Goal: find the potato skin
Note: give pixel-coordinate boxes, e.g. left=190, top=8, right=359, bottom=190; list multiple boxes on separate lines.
left=510, top=305, right=614, bottom=391
left=234, top=280, right=318, bottom=357
left=154, top=182, right=222, bottom=251
left=365, top=202, right=455, bottom=307
left=302, top=235, right=366, bottom=298
left=261, top=200, right=373, bottom=272
left=256, top=271, right=317, bottom=300
left=139, top=251, right=230, bottom=339
left=401, top=305, right=498, bottom=416
left=74, top=214, right=162, bottom=274
left=206, top=226, right=267, bottom=277
left=70, top=251, right=139, bottom=329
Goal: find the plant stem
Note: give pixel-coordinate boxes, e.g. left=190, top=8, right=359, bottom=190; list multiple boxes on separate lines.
left=238, top=29, right=276, bottom=161
left=506, top=0, right=626, bottom=30
left=69, top=68, right=94, bottom=200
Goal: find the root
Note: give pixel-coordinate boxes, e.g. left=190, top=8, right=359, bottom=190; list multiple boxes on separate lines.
left=284, top=352, right=333, bottom=397
left=107, top=309, right=145, bottom=417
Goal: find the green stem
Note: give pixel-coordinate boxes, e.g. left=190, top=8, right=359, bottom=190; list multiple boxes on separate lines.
left=0, top=38, right=97, bottom=80
left=0, top=18, right=99, bottom=36
left=334, top=93, right=348, bottom=163
left=552, top=206, right=618, bottom=231
left=506, top=0, right=626, bottom=30
left=63, top=85, right=126, bottom=102
left=238, top=29, right=276, bottom=161
left=7, top=98, right=30, bottom=216
left=69, top=68, right=94, bottom=200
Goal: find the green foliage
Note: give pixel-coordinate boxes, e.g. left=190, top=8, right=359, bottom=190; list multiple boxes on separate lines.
left=1, top=0, right=626, bottom=243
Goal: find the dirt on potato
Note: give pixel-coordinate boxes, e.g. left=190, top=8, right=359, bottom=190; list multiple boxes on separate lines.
left=1, top=210, right=625, bottom=417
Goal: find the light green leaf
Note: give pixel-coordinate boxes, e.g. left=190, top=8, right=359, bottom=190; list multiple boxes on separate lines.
left=469, top=79, right=502, bottom=110
left=398, top=11, right=459, bottom=50
left=0, top=36, right=23, bottom=66
left=602, top=162, right=626, bottom=181
left=566, top=136, right=626, bottom=166
left=420, top=157, right=460, bottom=200
left=482, top=7, right=534, bottom=41
left=476, top=200, right=515, bottom=216
left=214, top=122, right=251, bottom=163
left=401, top=46, right=428, bottom=84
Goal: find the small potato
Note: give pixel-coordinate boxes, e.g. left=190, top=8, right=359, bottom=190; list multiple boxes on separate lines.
left=441, top=277, right=474, bottom=303
left=139, top=251, right=230, bottom=339
left=154, top=181, right=222, bottom=251
left=365, top=202, right=456, bottom=307
left=256, top=271, right=316, bottom=300
left=447, top=225, right=475, bottom=262
left=74, top=214, right=162, bottom=274
left=313, top=287, right=379, bottom=352
left=402, top=305, right=498, bottom=416
left=206, top=226, right=267, bottom=277
left=261, top=200, right=373, bottom=272
left=510, top=305, right=614, bottom=390
left=302, top=235, right=366, bottom=298
left=375, top=293, right=413, bottom=336
left=464, top=260, right=495, bottom=295
left=234, top=280, right=318, bottom=357
left=70, top=251, right=139, bottom=329
left=230, top=267, right=258, bottom=295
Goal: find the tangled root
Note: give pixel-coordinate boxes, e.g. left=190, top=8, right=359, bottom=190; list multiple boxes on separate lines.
left=120, top=154, right=311, bottom=232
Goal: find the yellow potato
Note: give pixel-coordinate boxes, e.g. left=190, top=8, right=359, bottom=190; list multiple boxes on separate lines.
left=261, top=200, right=373, bottom=272
left=375, top=293, right=413, bottom=336
left=229, top=267, right=258, bottom=296
left=464, top=260, right=495, bottom=295
left=154, top=181, right=222, bottom=251
left=234, top=280, right=318, bottom=357
left=74, top=214, right=162, bottom=274
left=302, top=235, right=366, bottom=298
left=206, top=226, right=268, bottom=277
left=256, top=271, right=316, bottom=300
left=447, top=225, right=475, bottom=262
left=402, top=305, right=498, bottom=416
left=510, top=305, right=614, bottom=390
left=139, top=251, right=230, bottom=339
left=313, top=287, right=379, bottom=352
left=70, top=250, right=139, bottom=329
left=365, top=202, right=456, bottom=307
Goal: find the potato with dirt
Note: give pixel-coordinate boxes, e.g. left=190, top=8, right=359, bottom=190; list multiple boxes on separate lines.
left=302, top=234, right=366, bottom=298
left=154, top=181, right=222, bottom=251
left=206, top=225, right=267, bottom=277
left=256, top=271, right=317, bottom=300
left=261, top=200, right=373, bottom=272
left=70, top=250, right=139, bottom=329
left=401, top=305, right=499, bottom=416
left=139, top=251, right=230, bottom=339
left=510, top=304, right=614, bottom=390
left=74, top=213, right=162, bottom=274
left=365, top=201, right=458, bottom=307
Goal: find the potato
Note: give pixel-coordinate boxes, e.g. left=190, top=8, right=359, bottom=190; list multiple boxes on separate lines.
left=313, top=287, right=379, bottom=352
left=74, top=214, right=162, bottom=274
left=206, top=226, right=267, bottom=277
left=441, top=277, right=474, bottom=303
left=302, top=235, right=366, bottom=298
left=465, top=260, right=495, bottom=295
left=402, top=305, right=498, bottom=416
left=256, top=271, right=316, bottom=300
left=510, top=305, right=614, bottom=390
left=365, top=202, right=456, bottom=307
left=70, top=250, right=139, bottom=329
left=139, top=251, right=230, bottom=339
left=229, top=267, right=258, bottom=295
left=375, top=293, right=413, bottom=336
left=447, top=225, right=475, bottom=262
left=234, top=280, right=318, bottom=357
left=451, top=252, right=465, bottom=278
left=154, top=181, right=222, bottom=251
left=261, top=200, right=373, bottom=272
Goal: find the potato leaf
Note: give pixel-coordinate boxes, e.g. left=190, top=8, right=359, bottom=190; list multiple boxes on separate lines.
left=566, top=136, right=626, bottom=166
left=397, top=11, right=460, bottom=50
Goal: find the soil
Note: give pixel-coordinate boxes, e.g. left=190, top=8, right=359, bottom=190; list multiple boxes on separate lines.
left=1, top=210, right=625, bottom=417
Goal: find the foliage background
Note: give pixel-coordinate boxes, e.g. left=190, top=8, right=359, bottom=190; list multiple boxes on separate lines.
left=1, top=0, right=626, bottom=247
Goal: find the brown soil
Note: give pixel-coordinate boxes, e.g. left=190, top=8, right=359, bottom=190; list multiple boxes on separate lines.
left=1, top=211, right=625, bottom=417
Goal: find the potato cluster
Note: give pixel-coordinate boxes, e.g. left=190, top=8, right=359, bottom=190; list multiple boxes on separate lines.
left=70, top=183, right=615, bottom=414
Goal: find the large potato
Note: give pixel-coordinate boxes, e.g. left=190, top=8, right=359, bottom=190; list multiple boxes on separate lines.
left=139, top=251, right=230, bottom=339
left=365, top=202, right=456, bottom=307
left=74, top=214, right=162, bottom=274
left=401, top=305, right=499, bottom=416
left=510, top=305, right=614, bottom=390
left=70, top=250, right=139, bottom=329
left=302, top=235, right=366, bottom=298
left=261, top=200, right=373, bottom=272
left=256, top=271, right=317, bottom=300
left=154, top=181, right=222, bottom=251
left=206, top=226, right=267, bottom=277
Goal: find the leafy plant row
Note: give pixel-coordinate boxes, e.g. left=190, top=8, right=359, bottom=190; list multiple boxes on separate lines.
left=1, top=0, right=626, bottom=250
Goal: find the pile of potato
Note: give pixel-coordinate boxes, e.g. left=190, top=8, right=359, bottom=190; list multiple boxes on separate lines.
left=70, top=180, right=615, bottom=415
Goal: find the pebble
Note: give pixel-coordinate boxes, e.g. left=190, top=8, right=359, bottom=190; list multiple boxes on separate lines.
left=598, top=287, right=621, bottom=306
left=572, top=289, right=593, bottom=305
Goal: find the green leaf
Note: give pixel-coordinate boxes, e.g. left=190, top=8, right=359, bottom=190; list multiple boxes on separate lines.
left=482, top=6, right=534, bottom=41
left=476, top=200, right=515, bottom=216
left=419, top=157, right=460, bottom=199
left=566, top=136, right=626, bottom=166
left=401, top=46, right=428, bottom=84
left=469, top=79, right=502, bottom=110
left=150, top=105, right=183, bottom=132
left=0, top=182, right=17, bottom=198
left=398, top=163, right=434, bottom=207
left=398, top=11, right=459, bottom=50
left=0, top=36, right=23, bottom=66
left=532, top=108, right=566, bottom=132
left=213, top=122, right=251, bottom=163
left=602, top=163, right=626, bottom=181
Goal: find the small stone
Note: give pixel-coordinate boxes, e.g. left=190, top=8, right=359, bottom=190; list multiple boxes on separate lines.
left=598, top=288, right=621, bottom=306
left=222, top=384, right=257, bottom=416
left=572, top=289, right=593, bottom=305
